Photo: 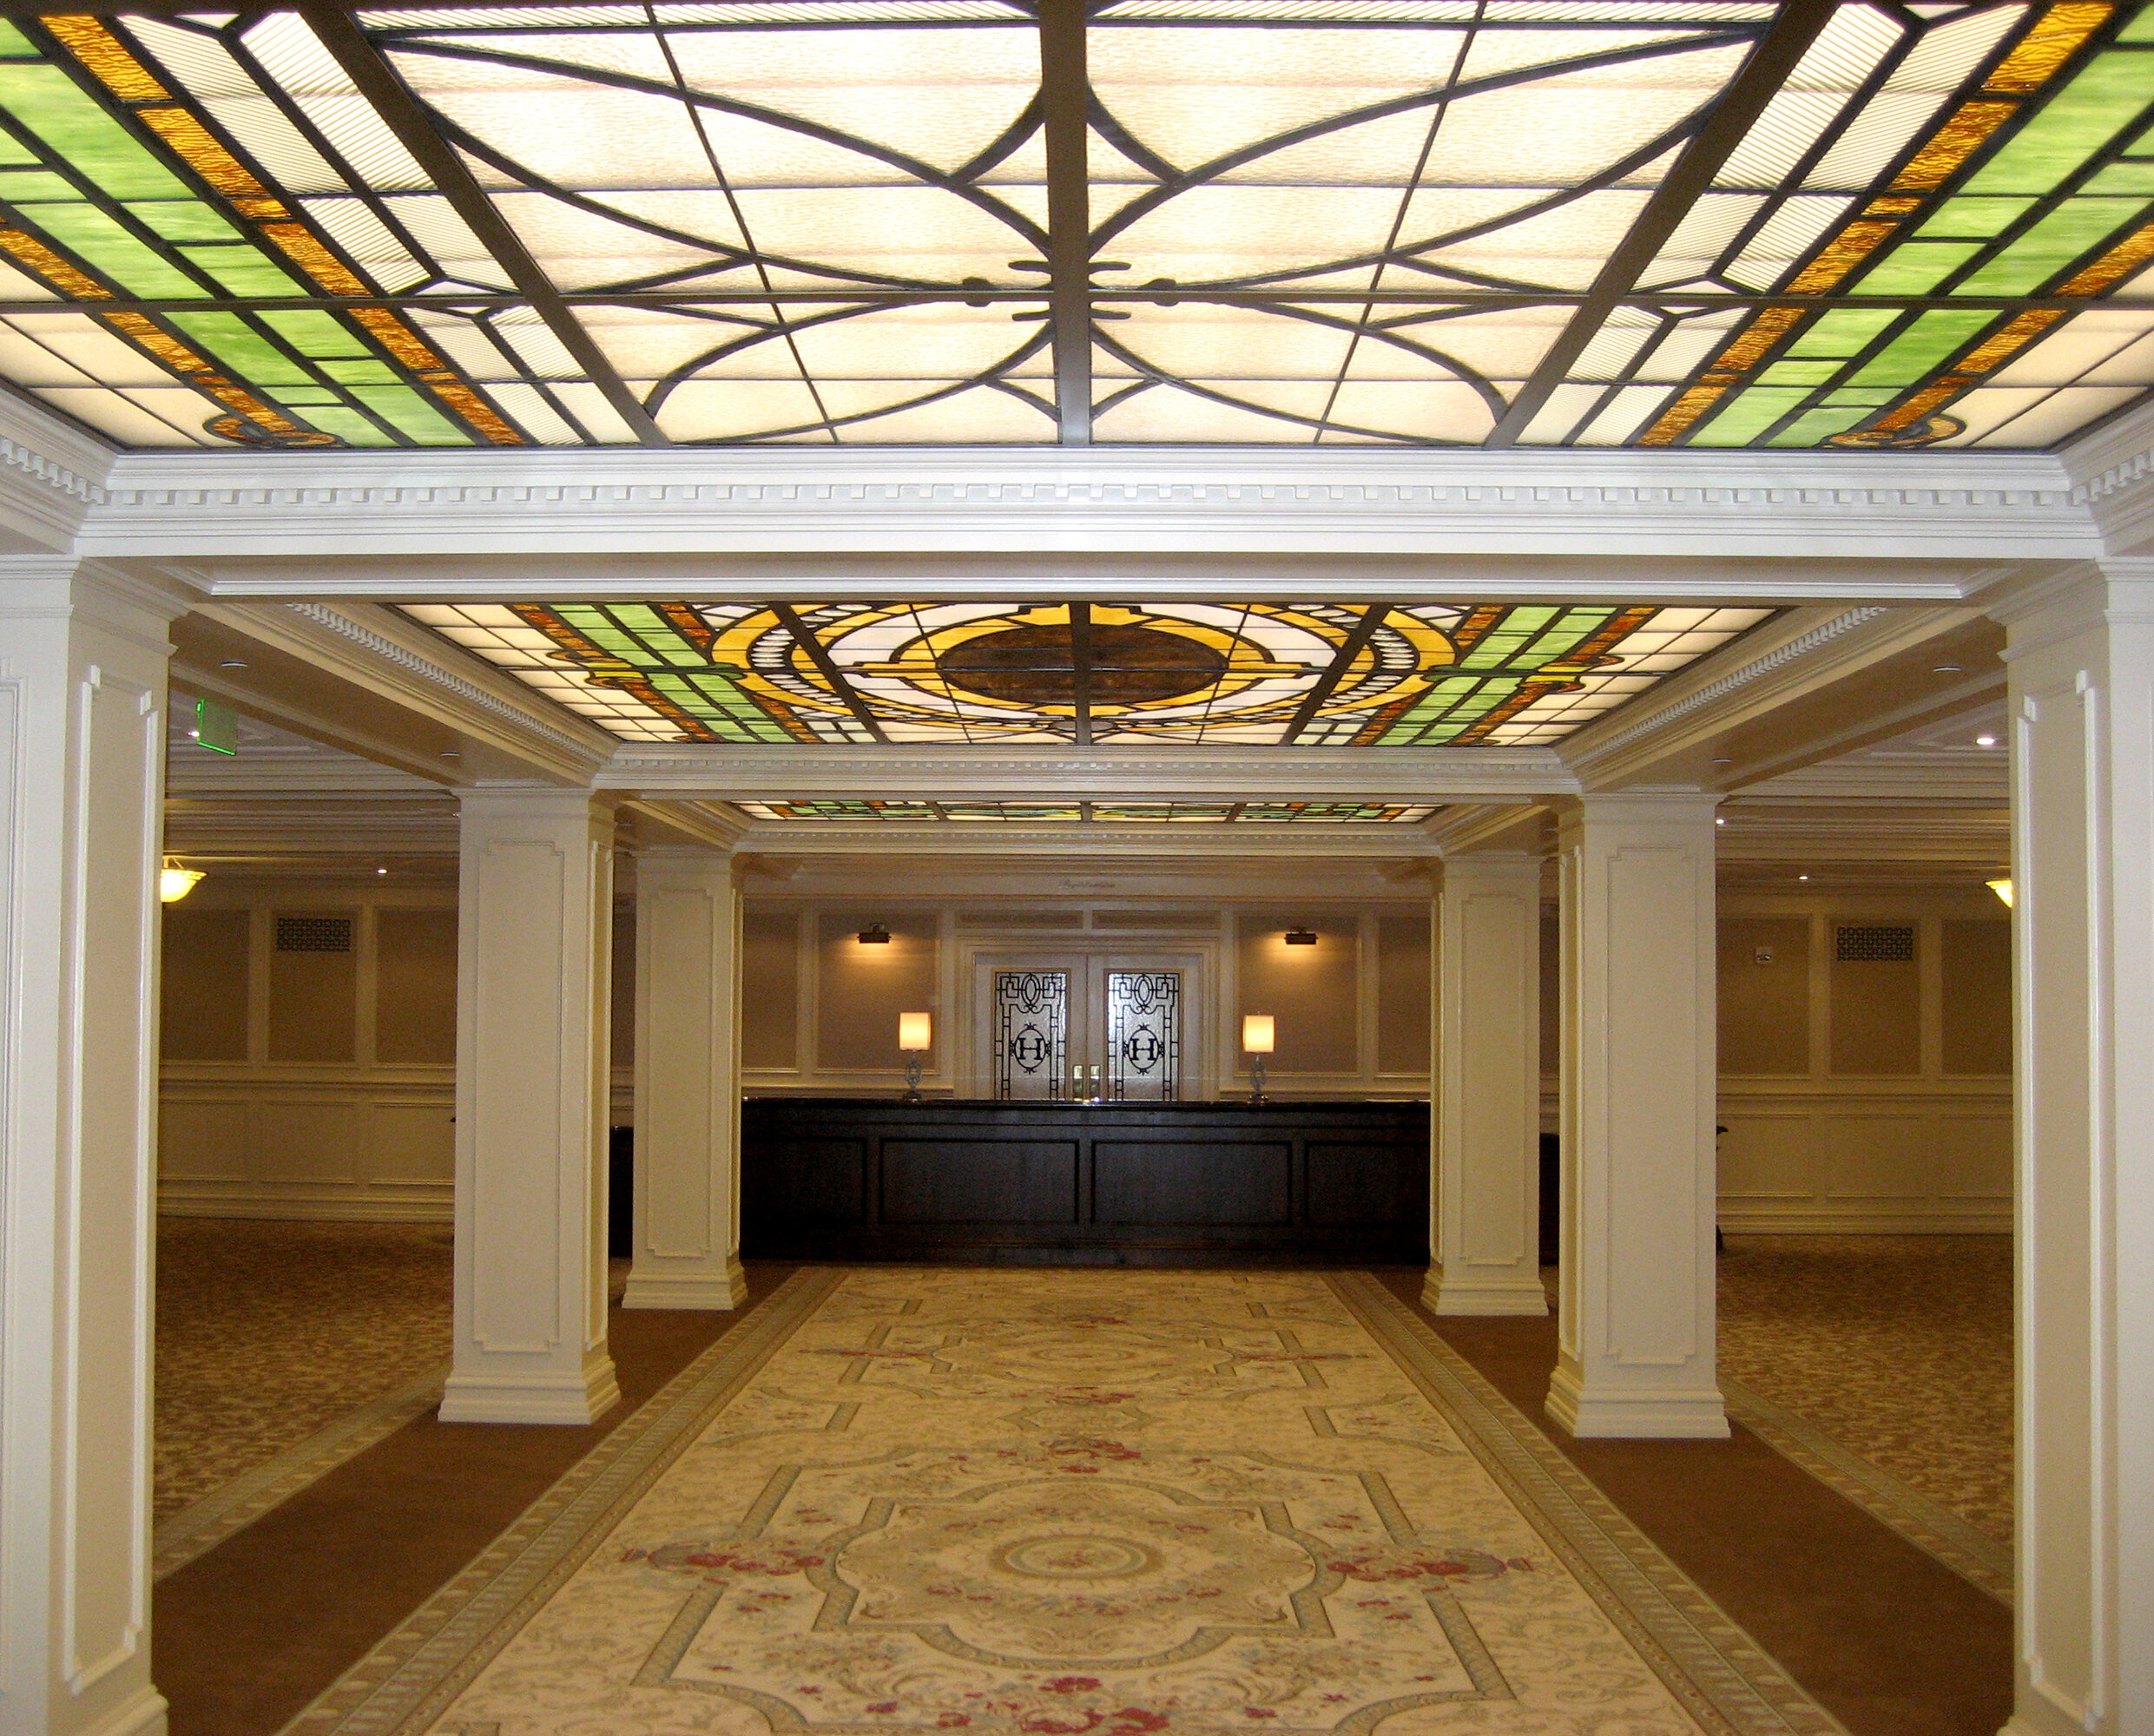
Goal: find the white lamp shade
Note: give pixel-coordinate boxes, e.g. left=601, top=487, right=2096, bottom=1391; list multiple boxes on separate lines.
left=1242, top=1014, right=1275, bottom=1054
left=159, top=865, right=206, bottom=904
left=899, top=1011, right=932, bottom=1051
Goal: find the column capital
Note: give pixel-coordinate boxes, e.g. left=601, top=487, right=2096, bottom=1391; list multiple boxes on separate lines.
left=1555, top=790, right=1721, bottom=835
left=1434, top=851, right=1541, bottom=884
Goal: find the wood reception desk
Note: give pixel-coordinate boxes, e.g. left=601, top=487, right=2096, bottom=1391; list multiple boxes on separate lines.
left=741, top=1097, right=1429, bottom=1266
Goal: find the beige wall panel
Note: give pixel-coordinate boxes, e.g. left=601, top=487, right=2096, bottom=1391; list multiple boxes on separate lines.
left=157, top=1099, right=250, bottom=1180
left=741, top=908, right=800, bottom=1070
left=253, top=1101, right=364, bottom=1183
left=1717, top=917, right=1809, bottom=1075
left=818, top=914, right=938, bottom=1070
left=1713, top=1112, right=1819, bottom=1204
left=375, top=909, right=458, bottom=1065
left=267, top=917, right=359, bottom=1064
left=1374, top=910, right=1430, bottom=1075
left=1828, top=945, right=1920, bottom=1075
left=1927, top=1109, right=2013, bottom=1202
left=1941, top=919, right=2012, bottom=1075
left=1819, top=1113, right=1936, bottom=1202
left=612, top=904, right=637, bottom=1067
left=1236, top=911, right=1357, bottom=1075
left=369, top=1102, right=457, bottom=1182
left=1538, top=910, right=1558, bottom=1075
left=161, top=906, right=250, bottom=1062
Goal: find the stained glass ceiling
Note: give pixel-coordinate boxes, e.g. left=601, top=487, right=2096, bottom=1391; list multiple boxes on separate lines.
left=734, top=800, right=1443, bottom=820
left=1, top=2, right=2149, bottom=451
left=402, top=599, right=1775, bottom=743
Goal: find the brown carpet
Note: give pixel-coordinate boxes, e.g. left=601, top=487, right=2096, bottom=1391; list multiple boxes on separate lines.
left=152, top=1264, right=799, bottom=1736
left=1716, top=1235, right=2012, bottom=1545
left=151, top=1264, right=2012, bottom=1736
left=155, top=1220, right=454, bottom=1521
left=1376, top=1275, right=2012, bottom=1736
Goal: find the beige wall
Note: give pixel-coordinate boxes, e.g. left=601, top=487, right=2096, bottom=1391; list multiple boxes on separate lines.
left=741, top=898, right=1429, bottom=1098
left=1537, top=884, right=2012, bottom=1234
left=158, top=875, right=459, bottom=1220
left=159, top=874, right=2013, bottom=1232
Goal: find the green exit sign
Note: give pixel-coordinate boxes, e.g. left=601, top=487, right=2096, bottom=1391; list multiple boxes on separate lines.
left=194, top=697, right=237, bottom=755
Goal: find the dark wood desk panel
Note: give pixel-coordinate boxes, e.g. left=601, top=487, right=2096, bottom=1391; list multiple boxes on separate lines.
left=741, top=1098, right=1428, bottom=1266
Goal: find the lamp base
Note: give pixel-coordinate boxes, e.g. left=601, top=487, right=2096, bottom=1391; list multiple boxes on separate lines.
left=1248, top=1055, right=1268, bottom=1108
left=901, top=1054, right=924, bottom=1103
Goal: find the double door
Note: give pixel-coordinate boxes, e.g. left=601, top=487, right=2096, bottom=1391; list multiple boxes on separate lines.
left=977, top=951, right=1197, bottom=1101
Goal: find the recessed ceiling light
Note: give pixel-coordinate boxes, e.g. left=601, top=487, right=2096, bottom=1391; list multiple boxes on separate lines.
left=376, top=867, right=388, bottom=875
left=1716, top=817, right=1726, bottom=825
left=1711, top=755, right=1733, bottom=764
left=218, top=659, right=248, bottom=669
left=1798, top=874, right=1810, bottom=881
left=1933, top=663, right=1961, bottom=674
left=438, top=749, right=461, bottom=758
left=1975, top=733, right=1998, bottom=746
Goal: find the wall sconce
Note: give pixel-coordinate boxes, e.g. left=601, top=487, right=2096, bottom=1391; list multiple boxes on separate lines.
left=160, top=858, right=206, bottom=904
left=1242, top=1013, right=1275, bottom=1107
left=899, top=1010, right=932, bottom=1102
left=1986, top=878, right=2014, bottom=908
left=857, top=922, right=892, bottom=945
left=1283, top=926, right=1317, bottom=946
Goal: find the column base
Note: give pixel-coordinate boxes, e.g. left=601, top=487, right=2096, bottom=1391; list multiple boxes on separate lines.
left=1545, top=1363, right=1729, bottom=1439
left=1420, top=1269, right=1549, bottom=1316
left=77, top=1686, right=168, bottom=1736
left=438, top=1355, right=622, bottom=1425
left=622, top=1259, right=749, bottom=1311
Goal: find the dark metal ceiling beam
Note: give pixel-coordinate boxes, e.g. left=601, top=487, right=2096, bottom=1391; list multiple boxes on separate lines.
left=1068, top=601, right=1094, bottom=746
left=1038, top=0, right=1092, bottom=446
left=770, top=602, right=889, bottom=742
left=1484, top=0, right=1839, bottom=449
left=19, top=289, right=2144, bottom=313
left=296, top=3, right=669, bottom=446
left=1279, top=603, right=1388, bottom=745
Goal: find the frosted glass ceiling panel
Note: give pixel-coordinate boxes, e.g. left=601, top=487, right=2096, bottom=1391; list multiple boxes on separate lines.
left=0, top=2, right=2144, bottom=450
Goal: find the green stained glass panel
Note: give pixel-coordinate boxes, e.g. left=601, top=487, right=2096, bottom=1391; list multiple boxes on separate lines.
left=175, top=244, right=302, bottom=296
left=1768, top=405, right=1874, bottom=446
left=296, top=404, right=397, bottom=445
left=2118, top=10, right=2154, bottom=43
left=1460, top=608, right=1555, bottom=669
left=347, top=385, right=469, bottom=444
left=1858, top=241, right=1982, bottom=294
left=1963, top=55, right=2154, bottom=195
left=1756, top=359, right=1841, bottom=385
left=0, top=65, right=191, bottom=201
left=1848, top=310, right=1997, bottom=385
left=1689, top=386, right=1812, bottom=445
left=122, top=201, right=240, bottom=243
left=609, top=605, right=708, bottom=667
left=1821, top=389, right=1899, bottom=405
left=2080, top=161, right=2154, bottom=194
left=1953, top=198, right=2144, bottom=293
left=21, top=202, right=204, bottom=296
left=260, top=310, right=372, bottom=358
left=0, top=169, right=79, bottom=198
left=166, top=312, right=313, bottom=384
left=1914, top=197, right=2038, bottom=238
left=319, top=358, right=399, bottom=384
left=1786, top=308, right=1900, bottom=358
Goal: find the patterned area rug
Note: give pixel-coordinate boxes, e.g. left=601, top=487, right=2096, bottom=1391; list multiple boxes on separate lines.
left=1716, top=1238, right=2011, bottom=1549
left=155, top=1219, right=456, bottom=1570
left=286, top=1268, right=1841, bottom=1736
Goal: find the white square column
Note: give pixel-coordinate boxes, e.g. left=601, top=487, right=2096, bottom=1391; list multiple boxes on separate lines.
left=439, top=787, right=622, bottom=1425
left=1995, top=563, right=2154, bottom=1736
left=0, top=564, right=181, bottom=1736
left=1422, top=852, right=1548, bottom=1316
left=1547, top=794, right=1728, bottom=1440
left=624, top=846, right=748, bottom=1310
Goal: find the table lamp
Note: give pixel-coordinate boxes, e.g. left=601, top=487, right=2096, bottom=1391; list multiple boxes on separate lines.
left=899, top=1010, right=932, bottom=1101
left=1242, top=1014, right=1275, bottom=1106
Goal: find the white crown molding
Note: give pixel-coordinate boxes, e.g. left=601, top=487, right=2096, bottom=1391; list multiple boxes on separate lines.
left=162, top=792, right=458, bottom=857
left=602, top=741, right=1575, bottom=802
left=72, top=444, right=2097, bottom=573
left=742, top=852, right=1435, bottom=897
left=726, top=821, right=1440, bottom=858
left=0, top=391, right=115, bottom=555
left=2062, top=398, right=2154, bottom=556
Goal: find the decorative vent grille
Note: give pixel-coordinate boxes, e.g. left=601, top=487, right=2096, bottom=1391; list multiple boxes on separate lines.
left=276, top=915, right=353, bottom=954
left=958, top=910, right=1085, bottom=930
left=1836, top=924, right=1914, bottom=963
left=1090, top=910, right=1215, bottom=931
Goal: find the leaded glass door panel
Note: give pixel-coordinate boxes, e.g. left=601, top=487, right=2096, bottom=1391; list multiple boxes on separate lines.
left=1104, top=970, right=1181, bottom=1100
left=992, top=970, right=1069, bottom=1099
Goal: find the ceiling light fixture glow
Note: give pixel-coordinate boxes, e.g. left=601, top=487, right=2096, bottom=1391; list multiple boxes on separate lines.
left=1987, top=878, right=2014, bottom=908
left=160, top=858, right=205, bottom=903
